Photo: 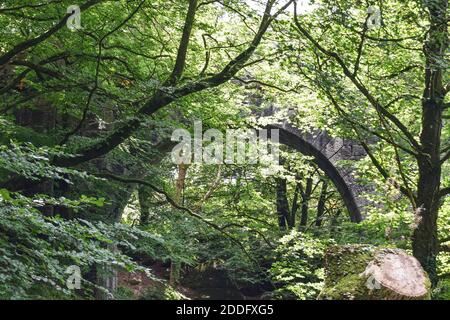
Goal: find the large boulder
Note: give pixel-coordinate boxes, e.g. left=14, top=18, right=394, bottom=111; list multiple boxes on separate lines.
left=319, top=245, right=431, bottom=300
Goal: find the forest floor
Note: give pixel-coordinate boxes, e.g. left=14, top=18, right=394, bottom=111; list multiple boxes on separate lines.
left=117, top=261, right=263, bottom=300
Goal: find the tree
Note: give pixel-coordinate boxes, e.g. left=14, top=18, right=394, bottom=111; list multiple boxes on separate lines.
left=2, top=0, right=294, bottom=190
left=288, top=0, right=448, bottom=283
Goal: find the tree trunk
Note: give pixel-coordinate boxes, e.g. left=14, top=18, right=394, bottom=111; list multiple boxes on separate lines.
left=276, top=178, right=290, bottom=230
left=330, top=209, right=341, bottom=236
left=95, top=244, right=119, bottom=300
left=412, top=0, right=447, bottom=285
left=413, top=116, right=441, bottom=284
left=175, top=163, right=189, bottom=205
left=316, top=181, right=328, bottom=227
left=290, top=182, right=301, bottom=228
left=170, top=163, right=189, bottom=285
left=138, top=185, right=153, bottom=225
left=299, top=177, right=312, bottom=228
left=319, top=245, right=431, bottom=300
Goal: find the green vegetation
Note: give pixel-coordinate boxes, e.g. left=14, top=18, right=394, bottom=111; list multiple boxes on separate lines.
left=0, top=0, right=448, bottom=300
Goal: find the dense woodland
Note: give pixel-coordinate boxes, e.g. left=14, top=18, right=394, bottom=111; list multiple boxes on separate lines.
left=0, top=0, right=449, bottom=300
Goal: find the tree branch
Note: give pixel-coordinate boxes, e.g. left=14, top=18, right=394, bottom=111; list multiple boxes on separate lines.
left=52, top=0, right=293, bottom=167
left=94, top=172, right=266, bottom=268
left=166, top=0, right=198, bottom=85
left=0, top=0, right=102, bottom=67
left=293, top=3, right=421, bottom=152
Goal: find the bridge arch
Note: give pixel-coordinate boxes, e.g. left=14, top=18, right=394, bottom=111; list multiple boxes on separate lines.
left=266, top=124, right=363, bottom=223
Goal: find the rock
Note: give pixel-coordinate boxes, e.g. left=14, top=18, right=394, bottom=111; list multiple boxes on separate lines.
left=318, top=245, right=431, bottom=300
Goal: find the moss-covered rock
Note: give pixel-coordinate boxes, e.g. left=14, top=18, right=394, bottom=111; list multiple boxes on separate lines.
left=319, top=245, right=431, bottom=300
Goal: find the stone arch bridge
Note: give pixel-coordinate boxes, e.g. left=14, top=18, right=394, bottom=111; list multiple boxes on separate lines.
left=265, top=122, right=372, bottom=223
